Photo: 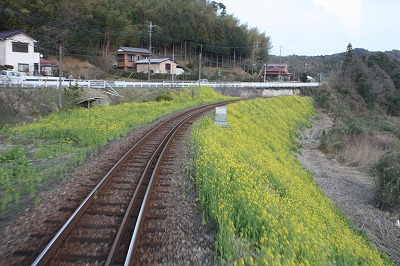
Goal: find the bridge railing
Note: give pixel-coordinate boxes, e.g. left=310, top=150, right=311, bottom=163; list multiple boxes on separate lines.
left=7, top=76, right=320, bottom=89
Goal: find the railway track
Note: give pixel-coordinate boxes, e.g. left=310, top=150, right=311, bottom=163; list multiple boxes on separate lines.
left=26, top=101, right=231, bottom=265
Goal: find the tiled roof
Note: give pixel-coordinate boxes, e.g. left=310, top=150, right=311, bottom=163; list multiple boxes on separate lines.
left=266, top=67, right=288, bottom=72
left=267, top=63, right=287, bottom=67
left=40, top=58, right=52, bottom=66
left=266, top=67, right=290, bottom=75
left=136, top=58, right=171, bottom=64
left=118, top=47, right=150, bottom=54
left=0, top=30, right=23, bottom=40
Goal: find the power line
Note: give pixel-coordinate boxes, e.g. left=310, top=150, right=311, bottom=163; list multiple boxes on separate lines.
left=0, top=8, right=259, bottom=52
left=0, top=7, right=270, bottom=63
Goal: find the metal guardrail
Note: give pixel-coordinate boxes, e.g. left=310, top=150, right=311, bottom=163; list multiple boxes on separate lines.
left=1, top=77, right=320, bottom=89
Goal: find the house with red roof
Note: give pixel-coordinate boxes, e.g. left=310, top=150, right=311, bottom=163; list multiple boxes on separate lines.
left=39, top=58, right=53, bottom=76
left=265, top=63, right=291, bottom=81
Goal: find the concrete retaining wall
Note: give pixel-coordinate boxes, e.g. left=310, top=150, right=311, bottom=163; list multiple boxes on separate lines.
left=214, top=87, right=301, bottom=98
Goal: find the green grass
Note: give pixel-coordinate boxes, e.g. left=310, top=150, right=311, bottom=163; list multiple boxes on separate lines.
left=0, top=87, right=233, bottom=213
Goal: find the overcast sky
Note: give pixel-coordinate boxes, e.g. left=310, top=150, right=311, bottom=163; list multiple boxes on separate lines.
left=221, top=0, right=400, bottom=56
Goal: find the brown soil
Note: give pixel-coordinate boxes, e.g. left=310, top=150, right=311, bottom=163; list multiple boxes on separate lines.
left=298, top=110, right=400, bottom=264
left=49, top=56, right=108, bottom=80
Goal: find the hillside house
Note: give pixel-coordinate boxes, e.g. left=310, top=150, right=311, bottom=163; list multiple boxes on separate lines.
left=0, top=30, right=40, bottom=75
left=265, top=63, right=291, bottom=81
left=136, top=58, right=177, bottom=75
left=116, top=47, right=150, bottom=71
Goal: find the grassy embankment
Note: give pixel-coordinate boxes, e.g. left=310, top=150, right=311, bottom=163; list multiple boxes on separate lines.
left=0, top=87, right=232, bottom=213
left=190, top=96, right=393, bottom=265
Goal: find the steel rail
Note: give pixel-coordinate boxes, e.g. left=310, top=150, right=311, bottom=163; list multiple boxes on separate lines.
left=106, top=104, right=207, bottom=265
left=123, top=105, right=212, bottom=266
left=31, top=101, right=232, bottom=265
left=32, top=107, right=198, bottom=265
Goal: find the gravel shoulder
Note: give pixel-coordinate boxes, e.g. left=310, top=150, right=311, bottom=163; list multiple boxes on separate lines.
left=297, top=111, right=400, bottom=264
left=1, top=108, right=399, bottom=264
left=0, top=114, right=215, bottom=265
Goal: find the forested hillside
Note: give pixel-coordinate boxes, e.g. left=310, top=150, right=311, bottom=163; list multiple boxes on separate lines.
left=314, top=44, right=400, bottom=117
left=0, top=0, right=270, bottom=69
left=304, top=44, right=400, bottom=211
left=272, top=48, right=400, bottom=83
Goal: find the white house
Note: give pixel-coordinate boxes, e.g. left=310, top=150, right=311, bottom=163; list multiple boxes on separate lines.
left=0, top=30, right=39, bottom=75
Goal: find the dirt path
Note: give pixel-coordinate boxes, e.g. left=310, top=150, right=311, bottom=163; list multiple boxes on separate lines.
left=297, top=111, right=400, bottom=264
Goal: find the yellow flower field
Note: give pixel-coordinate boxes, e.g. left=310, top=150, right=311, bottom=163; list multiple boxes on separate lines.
left=0, top=87, right=232, bottom=211
left=190, top=96, right=392, bottom=265
left=11, top=87, right=231, bottom=147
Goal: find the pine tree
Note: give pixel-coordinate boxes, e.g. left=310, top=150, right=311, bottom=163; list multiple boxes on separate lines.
left=342, top=43, right=354, bottom=70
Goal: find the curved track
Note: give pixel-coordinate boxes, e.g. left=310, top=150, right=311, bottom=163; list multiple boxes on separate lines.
left=30, top=101, right=231, bottom=265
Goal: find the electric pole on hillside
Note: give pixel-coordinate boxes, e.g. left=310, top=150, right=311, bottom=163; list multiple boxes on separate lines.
left=172, top=44, right=175, bottom=82
left=58, top=44, right=62, bottom=110
left=148, top=21, right=156, bottom=81
left=279, top=45, right=283, bottom=81
left=252, top=39, right=261, bottom=75
left=198, top=44, right=203, bottom=80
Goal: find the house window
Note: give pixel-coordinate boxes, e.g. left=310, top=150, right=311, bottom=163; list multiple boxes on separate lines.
left=128, top=54, right=137, bottom=62
left=166, top=63, right=171, bottom=71
left=12, top=42, right=29, bottom=53
left=116, top=54, right=124, bottom=62
left=18, top=63, right=29, bottom=72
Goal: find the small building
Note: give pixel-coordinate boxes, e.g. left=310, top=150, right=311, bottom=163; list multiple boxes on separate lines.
left=0, top=30, right=39, bottom=75
left=265, top=63, right=291, bottom=81
left=115, top=47, right=150, bottom=71
left=39, top=58, right=53, bottom=76
left=136, top=58, right=177, bottom=75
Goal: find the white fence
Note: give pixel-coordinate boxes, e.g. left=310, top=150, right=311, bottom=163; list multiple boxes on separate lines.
left=1, top=76, right=320, bottom=89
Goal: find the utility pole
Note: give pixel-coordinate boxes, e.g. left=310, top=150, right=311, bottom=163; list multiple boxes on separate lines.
left=198, top=44, right=202, bottom=80
left=251, top=43, right=255, bottom=75
left=279, top=45, right=283, bottom=81
left=58, top=44, right=62, bottom=110
left=148, top=21, right=155, bottom=81
left=252, top=39, right=261, bottom=75
left=172, top=44, right=175, bottom=82
left=263, top=64, right=267, bottom=82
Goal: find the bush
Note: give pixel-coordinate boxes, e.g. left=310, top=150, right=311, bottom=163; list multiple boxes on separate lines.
left=155, top=90, right=173, bottom=101
left=374, top=151, right=400, bottom=210
left=0, top=146, right=44, bottom=211
left=63, top=82, right=84, bottom=109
